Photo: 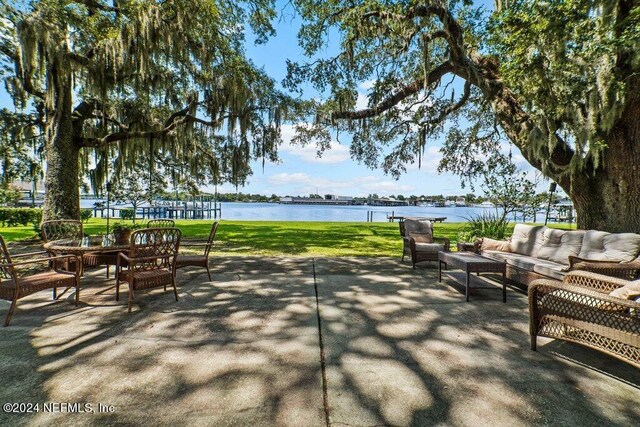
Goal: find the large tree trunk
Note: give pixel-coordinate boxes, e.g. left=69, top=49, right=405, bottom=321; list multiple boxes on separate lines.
left=569, top=94, right=640, bottom=233
left=461, top=58, right=640, bottom=233
left=42, top=53, right=80, bottom=222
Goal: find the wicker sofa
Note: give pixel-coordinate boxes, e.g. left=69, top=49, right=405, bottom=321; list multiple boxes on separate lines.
left=478, top=224, right=640, bottom=287
left=529, top=270, right=640, bottom=367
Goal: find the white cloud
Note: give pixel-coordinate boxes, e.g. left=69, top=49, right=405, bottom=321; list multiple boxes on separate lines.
left=404, top=146, right=442, bottom=174
left=279, top=124, right=350, bottom=164
left=359, top=80, right=376, bottom=90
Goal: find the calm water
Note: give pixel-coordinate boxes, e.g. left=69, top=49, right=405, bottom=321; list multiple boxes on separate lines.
left=81, top=199, right=533, bottom=222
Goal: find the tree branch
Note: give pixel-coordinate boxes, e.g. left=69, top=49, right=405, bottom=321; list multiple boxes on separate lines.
left=71, top=0, right=120, bottom=13
left=331, top=61, right=453, bottom=120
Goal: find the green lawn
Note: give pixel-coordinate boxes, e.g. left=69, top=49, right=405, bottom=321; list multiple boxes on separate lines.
left=0, top=218, right=576, bottom=257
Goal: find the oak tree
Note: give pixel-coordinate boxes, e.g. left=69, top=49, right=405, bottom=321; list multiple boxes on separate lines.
left=1, top=0, right=290, bottom=221
left=287, top=0, right=640, bottom=232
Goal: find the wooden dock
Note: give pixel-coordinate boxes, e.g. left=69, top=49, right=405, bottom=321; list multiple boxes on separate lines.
left=387, top=215, right=447, bottom=223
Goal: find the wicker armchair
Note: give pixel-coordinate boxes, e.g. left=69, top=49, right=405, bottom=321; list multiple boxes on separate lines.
left=116, top=227, right=181, bottom=312
left=1, top=235, right=80, bottom=326
left=529, top=270, right=640, bottom=368
left=175, top=221, right=218, bottom=280
left=147, top=219, right=175, bottom=228
left=41, top=219, right=118, bottom=278
left=401, top=218, right=450, bottom=268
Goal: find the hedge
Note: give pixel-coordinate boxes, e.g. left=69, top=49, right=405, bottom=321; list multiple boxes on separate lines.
left=0, top=208, right=43, bottom=227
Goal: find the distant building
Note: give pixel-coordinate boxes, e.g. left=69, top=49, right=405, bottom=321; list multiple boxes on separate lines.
left=368, top=197, right=409, bottom=207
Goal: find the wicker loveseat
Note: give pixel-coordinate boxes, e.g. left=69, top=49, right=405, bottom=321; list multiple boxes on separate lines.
left=478, top=224, right=640, bottom=287
left=529, top=270, right=640, bottom=367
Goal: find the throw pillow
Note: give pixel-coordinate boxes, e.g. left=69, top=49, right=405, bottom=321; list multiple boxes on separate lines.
left=609, top=280, right=640, bottom=300
left=409, top=231, right=433, bottom=243
left=481, top=237, right=511, bottom=252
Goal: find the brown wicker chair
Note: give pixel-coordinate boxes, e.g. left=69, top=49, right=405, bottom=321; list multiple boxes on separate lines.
left=175, top=221, right=218, bottom=280
left=529, top=270, right=640, bottom=368
left=0, top=235, right=80, bottom=326
left=41, top=219, right=119, bottom=278
left=401, top=218, right=450, bottom=268
left=147, top=219, right=175, bottom=228
left=116, top=227, right=181, bottom=312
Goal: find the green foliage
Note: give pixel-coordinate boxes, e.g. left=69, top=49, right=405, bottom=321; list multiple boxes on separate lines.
left=0, top=208, right=42, bottom=227
left=80, top=208, right=93, bottom=223
left=111, top=222, right=144, bottom=232
left=119, top=209, right=135, bottom=221
left=0, top=185, right=22, bottom=206
left=1, top=0, right=294, bottom=219
left=461, top=212, right=510, bottom=241
left=490, top=1, right=640, bottom=171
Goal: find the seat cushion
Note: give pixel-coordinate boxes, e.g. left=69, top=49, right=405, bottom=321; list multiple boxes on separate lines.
left=532, top=261, right=567, bottom=281
left=537, top=229, right=585, bottom=265
left=577, top=230, right=640, bottom=262
left=414, top=242, right=445, bottom=252
left=482, top=250, right=511, bottom=263
left=509, top=224, right=547, bottom=257
left=504, top=254, right=540, bottom=271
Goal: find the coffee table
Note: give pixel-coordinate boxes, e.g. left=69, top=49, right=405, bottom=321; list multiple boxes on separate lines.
left=438, top=251, right=507, bottom=302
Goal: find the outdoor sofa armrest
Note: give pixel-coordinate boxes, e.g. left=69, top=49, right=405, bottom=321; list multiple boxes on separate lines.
left=567, top=256, right=640, bottom=280
left=562, top=270, right=630, bottom=293
left=528, top=279, right=640, bottom=332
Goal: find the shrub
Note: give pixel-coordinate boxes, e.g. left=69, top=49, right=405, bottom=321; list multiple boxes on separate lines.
left=0, top=208, right=42, bottom=227
left=119, top=209, right=135, bottom=220
left=0, top=185, right=22, bottom=207
left=461, top=212, right=510, bottom=241
left=80, top=208, right=93, bottom=223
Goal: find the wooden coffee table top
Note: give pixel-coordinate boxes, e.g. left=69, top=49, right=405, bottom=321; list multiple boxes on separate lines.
left=438, top=251, right=506, bottom=273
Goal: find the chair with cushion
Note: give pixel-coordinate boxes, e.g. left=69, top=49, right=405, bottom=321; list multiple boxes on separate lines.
left=116, top=227, right=181, bottom=312
left=147, top=219, right=175, bottom=228
left=0, top=234, right=80, bottom=326
left=175, top=221, right=218, bottom=280
left=401, top=218, right=450, bottom=268
left=529, top=270, right=640, bottom=367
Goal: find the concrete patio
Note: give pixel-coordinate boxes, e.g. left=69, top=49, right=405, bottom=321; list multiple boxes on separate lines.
left=0, top=256, right=638, bottom=426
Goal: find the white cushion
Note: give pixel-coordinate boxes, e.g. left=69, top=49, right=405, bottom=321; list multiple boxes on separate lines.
left=509, top=224, right=547, bottom=257
left=481, top=250, right=511, bottom=263
left=609, top=280, right=640, bottom=300
left=537, top=229, right=585, bottom=265
left=504, top=254, right=539, bottom=271
left=532, top=262, right=567, bottom=281
left=577, top=230, right=640, bottom=262
left=414, top=242, right=445, bottom=252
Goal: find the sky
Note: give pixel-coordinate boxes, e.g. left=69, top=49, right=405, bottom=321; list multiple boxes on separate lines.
left=226, top=4, right=546, bottom=198
left=0, top=2, right=554, bottom=199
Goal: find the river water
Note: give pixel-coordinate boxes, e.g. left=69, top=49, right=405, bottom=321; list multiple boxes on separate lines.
left=80, top=199, right=548, bottom=223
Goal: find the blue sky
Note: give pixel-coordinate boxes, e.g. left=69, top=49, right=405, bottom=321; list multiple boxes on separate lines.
left=0, top=2, right=550, bottom=198
left=232, top=5, right=543, bottom=198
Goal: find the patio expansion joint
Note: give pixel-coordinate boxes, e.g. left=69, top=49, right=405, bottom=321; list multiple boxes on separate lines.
left=312, top=257, right=332, bottom=427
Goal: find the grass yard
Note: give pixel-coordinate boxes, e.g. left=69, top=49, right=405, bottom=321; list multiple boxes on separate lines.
left=0, top=218, right=576, bottom=257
